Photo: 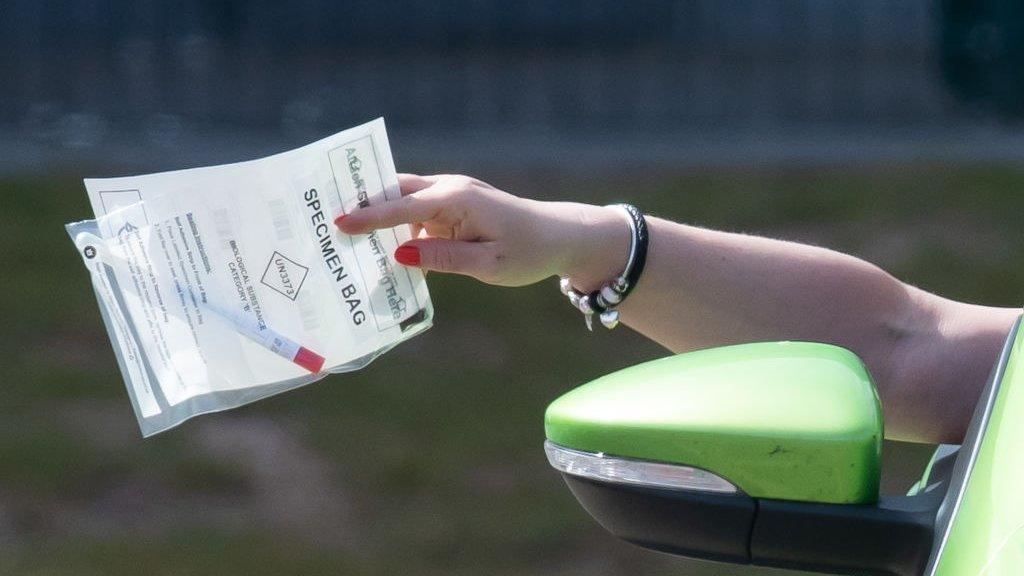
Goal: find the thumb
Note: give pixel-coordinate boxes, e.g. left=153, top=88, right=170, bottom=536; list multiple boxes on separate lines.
left=395, top=239, right=499, bottom=280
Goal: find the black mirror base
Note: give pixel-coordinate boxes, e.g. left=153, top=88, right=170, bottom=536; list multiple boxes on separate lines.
left=563, top=474, right=942, bottom=576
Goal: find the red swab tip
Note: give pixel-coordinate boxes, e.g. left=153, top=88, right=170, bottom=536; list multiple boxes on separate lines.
left=293, top=346, right=326, bottom=374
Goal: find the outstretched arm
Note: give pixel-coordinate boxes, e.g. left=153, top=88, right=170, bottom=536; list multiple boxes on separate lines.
left=336, top=174, right=1019, bottom=444
left=597, top=218, right=1017, bottom=444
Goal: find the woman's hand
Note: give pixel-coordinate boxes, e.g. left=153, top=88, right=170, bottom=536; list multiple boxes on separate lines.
left=334, top=173, right=630, bottom=288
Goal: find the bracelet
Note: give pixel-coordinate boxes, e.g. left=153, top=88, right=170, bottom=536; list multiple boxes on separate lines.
left=559, top=204, right=649, bottom=331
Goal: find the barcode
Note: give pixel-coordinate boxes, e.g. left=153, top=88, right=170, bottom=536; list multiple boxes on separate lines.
left=267, top=198, right=294, bottom=241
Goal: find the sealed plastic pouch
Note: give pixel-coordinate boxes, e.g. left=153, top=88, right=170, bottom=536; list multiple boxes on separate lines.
left=66, top=119, right=432, bottom=436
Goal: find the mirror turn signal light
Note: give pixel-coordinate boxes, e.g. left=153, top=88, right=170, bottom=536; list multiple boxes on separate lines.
left=545, top=441, right=738, bottom=494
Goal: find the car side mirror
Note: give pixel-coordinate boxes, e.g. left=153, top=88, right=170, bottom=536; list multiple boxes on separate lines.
left=544, top=342, right=939, bottom=576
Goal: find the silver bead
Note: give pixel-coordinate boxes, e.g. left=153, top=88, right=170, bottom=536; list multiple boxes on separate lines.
left=599, top=309, right=620, bottom=329
left=559, top=277, right=572, bottom=295
left=578, top=294, right=594, bottom=314
left=600, top=284, right=622, bottom=305
left=584, top=313, right=594, bottom=331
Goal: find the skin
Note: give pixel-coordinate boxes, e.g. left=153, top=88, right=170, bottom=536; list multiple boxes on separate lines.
left=336, top=173, right=1020, bottom=444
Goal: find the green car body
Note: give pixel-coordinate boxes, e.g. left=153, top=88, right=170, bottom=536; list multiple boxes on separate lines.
left=545, top=316, right=1024, bottom=575
left=930, top=317, right=1024, bottom=575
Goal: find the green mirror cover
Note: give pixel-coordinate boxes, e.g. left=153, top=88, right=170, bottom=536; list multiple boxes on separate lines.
left=545, top=342, right=883, bottom=504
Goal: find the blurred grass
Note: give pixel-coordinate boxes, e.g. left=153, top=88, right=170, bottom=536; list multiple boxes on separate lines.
left=1, top=164, right=1022, bottom=575
left=6, top=533, right=369, bottom=576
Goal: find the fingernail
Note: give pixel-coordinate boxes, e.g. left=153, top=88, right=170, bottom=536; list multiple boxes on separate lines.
left=394, top=245, right=421, bottom=266
left=333, top=214, right=348, bottom=228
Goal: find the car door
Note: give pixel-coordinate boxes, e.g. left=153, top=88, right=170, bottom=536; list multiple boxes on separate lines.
left=926, top=314, right=1024, bottom=575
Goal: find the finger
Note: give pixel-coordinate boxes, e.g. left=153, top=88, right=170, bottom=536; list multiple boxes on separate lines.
left=394, top=238, right=499, bottom=280
left=398, top=173, right=440, bottom=196
left=409, top=221, right=425, bottom=240
left=335, top=194, right=439, bottom=234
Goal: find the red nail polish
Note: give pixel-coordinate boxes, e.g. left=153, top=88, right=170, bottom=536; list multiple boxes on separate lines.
left=394, top=245, right=421, bottom=266
left=333, top=214, right=348, bottom=227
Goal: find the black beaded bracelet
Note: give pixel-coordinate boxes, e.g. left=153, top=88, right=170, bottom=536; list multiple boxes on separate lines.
left=559, top=204, right=650, bottom=330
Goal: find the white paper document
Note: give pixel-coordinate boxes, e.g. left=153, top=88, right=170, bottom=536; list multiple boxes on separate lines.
left=67, top=119, right=433, bottom=436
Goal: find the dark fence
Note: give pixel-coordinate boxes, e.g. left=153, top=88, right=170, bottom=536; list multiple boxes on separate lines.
left=1, top=1, right=949, bottom=137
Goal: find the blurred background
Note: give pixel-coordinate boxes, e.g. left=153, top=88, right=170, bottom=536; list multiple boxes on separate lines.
left=2, top=1, right=1024, bottom=574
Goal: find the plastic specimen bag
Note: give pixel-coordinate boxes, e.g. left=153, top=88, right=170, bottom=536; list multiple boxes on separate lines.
left=66, top=119, right=432, bottom=436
